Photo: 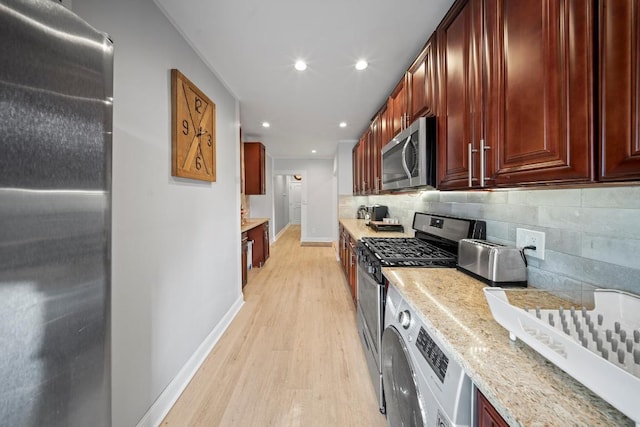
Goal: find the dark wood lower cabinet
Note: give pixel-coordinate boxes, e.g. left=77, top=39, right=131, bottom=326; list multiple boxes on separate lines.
left=247, top=221, right=270, bottom=268
left=263, top=222, right=270, bottom=262
left=476, top=389, right=508, bottom=427
left=338, top=225, right=357, bottom=305
left=241, top=232, right=248, bottom=288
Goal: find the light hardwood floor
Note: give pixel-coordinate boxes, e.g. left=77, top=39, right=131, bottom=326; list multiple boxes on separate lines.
left=161, top=225, right=387, bottom=427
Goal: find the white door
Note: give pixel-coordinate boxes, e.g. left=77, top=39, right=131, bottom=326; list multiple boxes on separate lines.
left=289, top=181, right=302, bottom=224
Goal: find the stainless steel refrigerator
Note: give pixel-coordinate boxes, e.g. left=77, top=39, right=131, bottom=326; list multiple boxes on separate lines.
left=0, top=0, right=112, bottom=426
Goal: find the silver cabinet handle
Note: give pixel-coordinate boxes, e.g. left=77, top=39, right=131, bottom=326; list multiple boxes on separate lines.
left=468, top=142, right=478, bottom=187
left=480, top=139, right=491, bottom=187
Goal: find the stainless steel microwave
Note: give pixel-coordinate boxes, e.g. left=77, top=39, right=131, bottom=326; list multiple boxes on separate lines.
left=381, top=117, right=436, bottom=190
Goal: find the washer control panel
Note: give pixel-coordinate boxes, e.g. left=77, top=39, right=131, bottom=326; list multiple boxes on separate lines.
left=416, top=326, right=449, bottom=382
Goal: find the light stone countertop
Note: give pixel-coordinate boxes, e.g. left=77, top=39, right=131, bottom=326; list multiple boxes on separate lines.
left=241, top=218, right=268, bottom=234
left=339, top=218, right=412, bottom=240
left=382, top=267, right=632, bottom=427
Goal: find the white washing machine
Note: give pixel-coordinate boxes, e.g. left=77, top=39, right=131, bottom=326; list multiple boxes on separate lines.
left=382, top=283, right=472, bottom=427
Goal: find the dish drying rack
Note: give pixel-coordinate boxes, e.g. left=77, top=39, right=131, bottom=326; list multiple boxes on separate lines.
left=483, top=287, right=640, bottom=426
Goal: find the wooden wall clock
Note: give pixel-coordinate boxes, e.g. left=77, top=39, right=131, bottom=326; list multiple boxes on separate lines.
left=171, top=69, right=216, bottom=181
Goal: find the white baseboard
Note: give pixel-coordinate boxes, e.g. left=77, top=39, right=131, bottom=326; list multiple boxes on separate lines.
left=273, top=223, right=291, bottom=242
left=300, top=236, right=334, bottom=244
left=136, top=295, right=245, bottom=427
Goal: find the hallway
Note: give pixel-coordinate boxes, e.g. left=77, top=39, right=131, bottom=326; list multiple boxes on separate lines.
left=161, top=225, right=386, bottom=426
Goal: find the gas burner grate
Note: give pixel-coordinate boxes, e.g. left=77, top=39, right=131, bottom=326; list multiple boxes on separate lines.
left=361, top=237, right=457, bottom=267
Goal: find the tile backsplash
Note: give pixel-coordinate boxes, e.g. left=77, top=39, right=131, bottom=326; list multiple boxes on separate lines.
left=340, top=186, right=640, bottom=295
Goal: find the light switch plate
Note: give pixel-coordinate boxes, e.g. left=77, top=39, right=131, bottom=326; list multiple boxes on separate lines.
left=516, top=228, right=546, bottom=260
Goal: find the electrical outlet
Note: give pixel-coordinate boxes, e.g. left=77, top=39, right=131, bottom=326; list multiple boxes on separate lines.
left=516, top=228, right=546, bottom=260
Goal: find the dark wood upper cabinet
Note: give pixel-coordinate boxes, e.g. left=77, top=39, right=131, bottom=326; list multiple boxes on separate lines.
left=244, top=142, right=266, bottom=195
left=484, top=0, right=594, bottom=186
left=436, top=0, right=484, bottom=190
left=369, top=113, right=383, bottom=194
left=352, top=135, right=368, bottom=195
left=352, top=144, right=359, bottom=194
left=438, top=0, right=594, bottom=190
left=357, top=0, right=639, bottom=192
left=363, top=129, right=372, bottom=194
left=598, top=0, right=640, bottom=181
left=408, top=34, right=438, bottom=121
left=388, top=78, right=408, bottom=138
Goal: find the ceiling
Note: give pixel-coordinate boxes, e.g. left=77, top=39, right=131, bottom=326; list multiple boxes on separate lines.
left=154, top=0, right=455, bottom=159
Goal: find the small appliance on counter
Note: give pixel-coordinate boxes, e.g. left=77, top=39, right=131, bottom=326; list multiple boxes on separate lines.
left=457, top=239, right=527, bottom=287
left=366, top=205, right=388, bottom=221
left=357, top=205, right=368, bottom=219
left=367, top=220, right=403, bottom=233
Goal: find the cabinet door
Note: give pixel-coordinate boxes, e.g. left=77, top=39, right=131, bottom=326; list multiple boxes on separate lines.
left=348, top=239, right=357, bottom=304
left=248, top=226, right=264, bottom=268
left=389, top=78, right=408, bottom=138
left=437, top=0, right=484, bottom=190
left=241, top=232, right=248, bottom=287
left=339, top=226, right=347, bottom=274
left=263, top=222, right=270, bottom=262
left=476, top=389, right=509, bottom=427
left=369, top=116, right=382, bottom=194
left=352, top=145, right=359, bottom=194
left=363, top=130, right=373, bottom=194
left=598, top=0, right=640, bottom=181
left=484, top=0, right=594, bottom=186
left=380, top=104, right=390, bottom=147
left=244, top=142, right=266, bottom=194
left=408, top=34, right=437, bottom=120
left=360, top=135, right=368, bottom=193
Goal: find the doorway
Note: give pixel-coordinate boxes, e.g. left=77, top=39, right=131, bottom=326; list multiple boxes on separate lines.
left=272, top=171, right=307, bottom=242
left=289, top=180, right=302, bottom=225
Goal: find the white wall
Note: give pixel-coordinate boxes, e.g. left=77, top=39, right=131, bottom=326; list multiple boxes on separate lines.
left=274, top=158, right=336, bottom=242
left=73, top=1, right=242, bottom=426
left=273, top=175, right=289, bottom=237
left=336, top=141, right=356, bottom=195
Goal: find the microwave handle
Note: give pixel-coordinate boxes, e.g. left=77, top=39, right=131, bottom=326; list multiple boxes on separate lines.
left=401, top=135, right=412, bottom=182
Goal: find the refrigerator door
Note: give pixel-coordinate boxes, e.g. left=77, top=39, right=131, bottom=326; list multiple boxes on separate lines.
left=0, top=1, right=112, bottom=426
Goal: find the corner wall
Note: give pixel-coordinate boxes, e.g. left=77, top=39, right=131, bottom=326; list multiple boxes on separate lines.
left=73, top=1, right=242, bottom=425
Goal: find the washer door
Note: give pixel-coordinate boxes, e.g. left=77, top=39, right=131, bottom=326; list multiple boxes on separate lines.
left=382, top=326, right=425, bottom=427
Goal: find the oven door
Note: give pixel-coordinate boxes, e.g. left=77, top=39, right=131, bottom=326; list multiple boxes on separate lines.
left=357, top=263, right=385, bottom=358
left=356, top=262, right=386, bottom=412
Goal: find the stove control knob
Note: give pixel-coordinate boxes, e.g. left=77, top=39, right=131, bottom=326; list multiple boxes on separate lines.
left=399, top=310, right=411, bottom=329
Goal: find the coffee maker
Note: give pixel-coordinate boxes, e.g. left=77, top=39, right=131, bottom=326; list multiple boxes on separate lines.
left=367, top=205, right=388, bottom=221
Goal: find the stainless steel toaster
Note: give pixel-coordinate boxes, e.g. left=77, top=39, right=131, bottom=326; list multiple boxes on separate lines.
left=457, top=239, right=527, bottom=287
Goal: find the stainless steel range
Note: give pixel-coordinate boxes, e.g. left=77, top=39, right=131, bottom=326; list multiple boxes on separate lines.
left=356, top=212, right=486, bottom=413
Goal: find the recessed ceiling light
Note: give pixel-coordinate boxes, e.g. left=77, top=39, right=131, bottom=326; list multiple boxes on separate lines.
left=339, top=122, right=347, bottom=128
left=355, top=60, right=368, bottom=71
left=311, top=149, right=317, bottom=154
left=295, top=60, right=307, bottom=71
left=262, top=122, right=270, bottom=128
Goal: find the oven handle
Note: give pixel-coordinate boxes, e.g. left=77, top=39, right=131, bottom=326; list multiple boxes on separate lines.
left=400, top=135, right=412, bottom=183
